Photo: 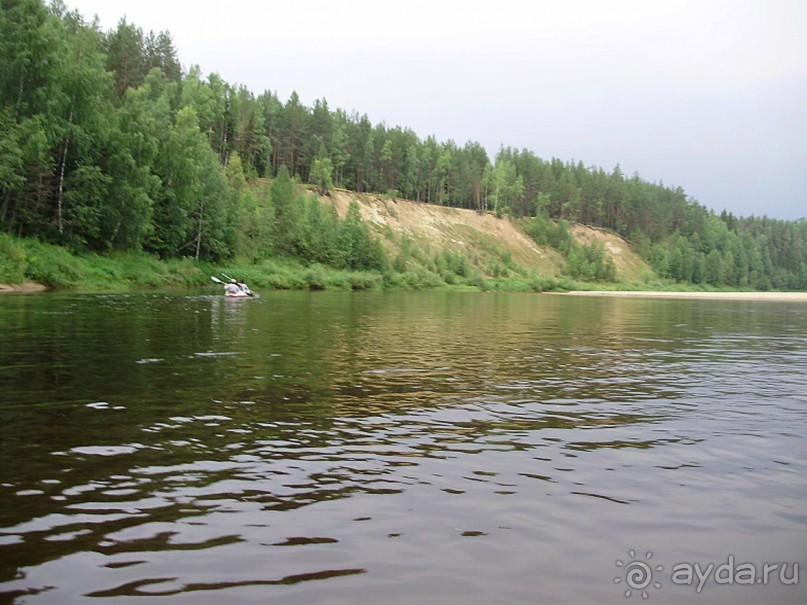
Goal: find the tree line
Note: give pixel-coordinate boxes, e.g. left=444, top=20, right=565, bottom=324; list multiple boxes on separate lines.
left=1, top=0, right=804, bottom=288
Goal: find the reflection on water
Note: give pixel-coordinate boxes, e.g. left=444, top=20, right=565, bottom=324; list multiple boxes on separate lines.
left=0, top=291, right=805, bottom=604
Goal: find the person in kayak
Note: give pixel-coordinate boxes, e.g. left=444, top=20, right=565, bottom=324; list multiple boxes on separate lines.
left=236, top=279, right=252, bottom=295
left=224, top=279, right=241, bottom=295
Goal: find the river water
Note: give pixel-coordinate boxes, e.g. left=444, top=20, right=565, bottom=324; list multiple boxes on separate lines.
left=0, top=291, right=805, bottom=604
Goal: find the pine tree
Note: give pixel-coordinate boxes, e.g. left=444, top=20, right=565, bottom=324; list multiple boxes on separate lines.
left=105, top=18, right=146, bottom=98
left=270, top=165, right=300, bottom=255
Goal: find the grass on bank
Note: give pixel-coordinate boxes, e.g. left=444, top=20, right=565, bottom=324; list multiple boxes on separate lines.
left=1, top=233, right=767, bottom=294
left=1, top=233, right=575, bottom=293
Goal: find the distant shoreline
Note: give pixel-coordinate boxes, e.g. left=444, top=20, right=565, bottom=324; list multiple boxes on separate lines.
left=562, top=290, right=807, bottom=302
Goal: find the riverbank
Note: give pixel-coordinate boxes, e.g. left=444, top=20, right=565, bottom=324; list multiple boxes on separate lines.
left=0, top=233, right=575, bottom=294
left=3, top=233, right=804, bottom=297
left=564, top=290, right=807, bottom=302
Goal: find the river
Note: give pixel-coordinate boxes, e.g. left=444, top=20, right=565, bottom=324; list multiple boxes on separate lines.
left=0, top=291, right=805, bottom=604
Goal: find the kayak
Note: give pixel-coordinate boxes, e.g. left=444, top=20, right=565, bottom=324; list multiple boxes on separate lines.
left=211, top=275, right=255, bottom=298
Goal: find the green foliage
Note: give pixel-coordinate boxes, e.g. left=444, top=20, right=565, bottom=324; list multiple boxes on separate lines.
left=565, top=242, right=617, bottom=282
left=0, top=1, right=805, bottom=292
left=309, top=147, right=334, bottom=194
left=483, top=156, right=524, bottom=216
left=269, top=166, right=299, bottom=255
left=523, top=215, right=575, bottom=254
left=335, top=201, right=387, bottom=271
left=21, top=242, right=85, bottom=287
left=435, top=249, right=471, bottom=278
left=524, top=215, right=617, bottom=282
left=0, top=233, right=197, bottom=289
left=298, top=193, right=339, bottom=264
left=0, top=233, right=27, bottom=283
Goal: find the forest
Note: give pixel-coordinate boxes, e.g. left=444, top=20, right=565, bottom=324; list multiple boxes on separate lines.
left=1, top=0, right=805, bottom=289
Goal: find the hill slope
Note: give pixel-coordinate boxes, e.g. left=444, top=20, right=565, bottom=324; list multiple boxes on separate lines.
left=324, top=189, right=654, bottom=282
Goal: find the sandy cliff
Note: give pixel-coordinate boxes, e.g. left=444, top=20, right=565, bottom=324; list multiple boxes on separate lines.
left=324, top=189, right=652, bottom=281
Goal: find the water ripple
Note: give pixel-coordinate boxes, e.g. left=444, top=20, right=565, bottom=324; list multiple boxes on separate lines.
left=1, top=292, right=805, bottom=603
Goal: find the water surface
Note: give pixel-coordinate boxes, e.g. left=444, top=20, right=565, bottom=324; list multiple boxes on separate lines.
left=1, top=291, right=805, bottom=604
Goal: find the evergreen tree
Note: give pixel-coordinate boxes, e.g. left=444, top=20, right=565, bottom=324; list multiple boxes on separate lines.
left=105, top=17, right=146, bottom=98
left=270, top=165, right=300, bottom=255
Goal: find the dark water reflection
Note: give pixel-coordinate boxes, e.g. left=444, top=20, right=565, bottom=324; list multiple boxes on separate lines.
left=0, top=291, right=805, bottom=604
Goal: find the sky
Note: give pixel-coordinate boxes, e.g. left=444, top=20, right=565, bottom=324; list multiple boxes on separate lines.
left=66, top=0, right=806, bottom=220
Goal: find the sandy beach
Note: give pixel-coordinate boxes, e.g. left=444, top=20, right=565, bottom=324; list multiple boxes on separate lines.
left=563, top=290, right=807, bottom=302
left=0, top=282, right=48, bottom=294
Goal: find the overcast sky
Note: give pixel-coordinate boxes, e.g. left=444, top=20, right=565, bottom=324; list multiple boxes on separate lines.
left=67, top=0, right=805, bottom=220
